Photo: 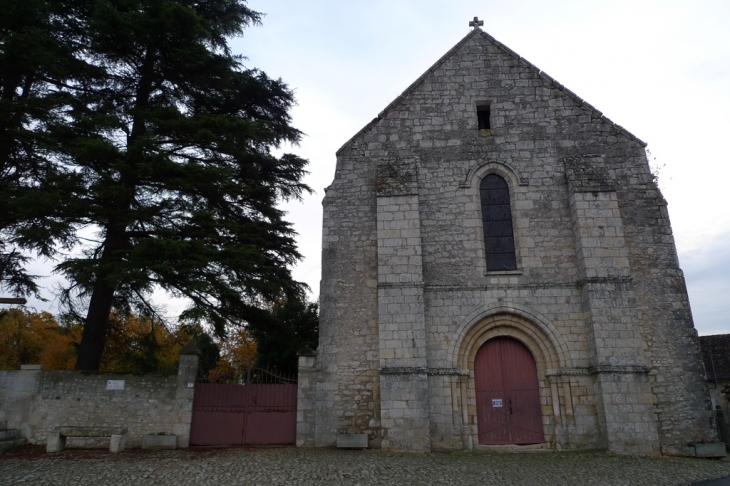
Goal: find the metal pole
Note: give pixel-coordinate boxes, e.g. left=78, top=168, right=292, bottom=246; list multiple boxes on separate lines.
left=709, top=348, right=720, bottom=390
left=0, top=297, right=27, bottom=305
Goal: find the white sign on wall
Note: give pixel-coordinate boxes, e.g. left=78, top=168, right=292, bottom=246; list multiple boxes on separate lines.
left=492, top=399, right=503, bottom=408
left=106, top=380, right=125, bottom=391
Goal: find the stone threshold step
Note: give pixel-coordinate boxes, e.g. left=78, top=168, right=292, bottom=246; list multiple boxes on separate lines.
left=0, top=438, right=26, bottom=452
left=0, top=429, right=19, bottom=440
left=475, top=443, right=551, bottom=453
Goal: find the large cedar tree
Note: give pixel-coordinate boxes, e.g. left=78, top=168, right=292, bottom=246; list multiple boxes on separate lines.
left=4, top=0, right=310, bottom=370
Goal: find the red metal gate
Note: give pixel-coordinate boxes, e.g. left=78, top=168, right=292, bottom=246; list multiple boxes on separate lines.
left=189, top=367, right=297, bottom=446
left=474, top=337, right=544, bottom=445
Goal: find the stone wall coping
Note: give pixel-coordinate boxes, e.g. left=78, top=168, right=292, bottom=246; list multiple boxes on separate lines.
left=178, top=343, right=202, bottom=356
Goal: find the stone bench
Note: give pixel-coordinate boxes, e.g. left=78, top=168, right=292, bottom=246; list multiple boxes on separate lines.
left=47, top=426, right=129, bottom=453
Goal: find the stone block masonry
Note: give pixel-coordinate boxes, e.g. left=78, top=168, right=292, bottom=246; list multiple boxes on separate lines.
left=300, top=25, right=717, bottom=455
left=0, top=352, right=198, bottom=449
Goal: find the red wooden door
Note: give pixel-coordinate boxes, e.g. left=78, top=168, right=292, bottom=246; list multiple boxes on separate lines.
left=474, top=337, right=544, bottom=445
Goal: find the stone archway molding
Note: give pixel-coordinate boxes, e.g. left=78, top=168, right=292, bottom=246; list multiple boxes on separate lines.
left=460, top=159, right=529, bottom=189
left=450, top=301, right=572, bottom=373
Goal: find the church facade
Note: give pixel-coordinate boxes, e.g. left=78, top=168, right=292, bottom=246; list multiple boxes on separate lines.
left=296, top=24, right=715, bottom=455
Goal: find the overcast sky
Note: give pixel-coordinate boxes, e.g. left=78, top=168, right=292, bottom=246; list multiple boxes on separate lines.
left=21, top=0, right=730, bottom=336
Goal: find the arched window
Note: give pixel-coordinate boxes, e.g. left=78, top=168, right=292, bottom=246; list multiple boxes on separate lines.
left=480, top=174, right=517, bottom=271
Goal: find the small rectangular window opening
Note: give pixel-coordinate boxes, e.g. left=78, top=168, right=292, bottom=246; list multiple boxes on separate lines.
left=477, top=105, right=491, bottom=130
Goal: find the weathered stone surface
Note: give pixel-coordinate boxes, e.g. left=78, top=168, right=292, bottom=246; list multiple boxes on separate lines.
left=109, top=433, right=127, bottom=453
left=336, top=433, right=368, bottom=448
left=142, top=434, right=177, bottom=450
left=1, top=354, right=199, bottom=449
left=695, top=443, right=727, bottom=458
left=0, top=437, right=24, bottom=451
left=46, top=432, right=65, bottom=453
left=299, top=27, right=714, bottom=455
left=0, top=421, right=26, bottom=452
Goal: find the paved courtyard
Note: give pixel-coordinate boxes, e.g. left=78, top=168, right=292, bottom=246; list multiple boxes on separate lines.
left=1, top=445, right=730, bottom=485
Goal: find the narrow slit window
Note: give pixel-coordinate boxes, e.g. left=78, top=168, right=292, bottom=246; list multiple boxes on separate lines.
left=480, top=174, right=517, bottom=271
left=477, top=105, right=491, bottom=130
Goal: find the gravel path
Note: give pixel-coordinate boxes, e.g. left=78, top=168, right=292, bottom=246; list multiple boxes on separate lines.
left=1, top=445, right=730, bottom=485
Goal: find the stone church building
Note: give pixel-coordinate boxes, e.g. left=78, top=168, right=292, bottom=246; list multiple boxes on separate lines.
left=296, top=21, right=715, bottom=455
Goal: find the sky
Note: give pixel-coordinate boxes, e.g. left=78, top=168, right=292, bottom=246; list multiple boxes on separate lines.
left=20, top=0, right=730, bottom=336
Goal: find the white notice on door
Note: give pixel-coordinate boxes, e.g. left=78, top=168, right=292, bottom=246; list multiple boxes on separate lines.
left=492, top=399, right=503, bottom=408
left=106, top=380, right=125, bottom=390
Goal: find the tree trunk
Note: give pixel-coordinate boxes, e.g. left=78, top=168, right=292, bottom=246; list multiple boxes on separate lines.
left=73, top=279, right=115, bottom=370
left=75, top=45, right=154, bottom=370
left=74, top=228, right=127, bottom=370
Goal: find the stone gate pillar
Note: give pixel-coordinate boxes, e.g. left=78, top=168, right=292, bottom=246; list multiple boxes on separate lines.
left=176, top=343, right=200, bottom=448
left=296, top=345, right=317, bottom=447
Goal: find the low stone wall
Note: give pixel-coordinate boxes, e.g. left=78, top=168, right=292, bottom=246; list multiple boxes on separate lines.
left=0, top=353, right=198, bottom=449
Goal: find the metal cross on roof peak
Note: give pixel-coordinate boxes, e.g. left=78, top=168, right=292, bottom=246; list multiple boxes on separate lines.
left=469, top=17, right=484, bottom=29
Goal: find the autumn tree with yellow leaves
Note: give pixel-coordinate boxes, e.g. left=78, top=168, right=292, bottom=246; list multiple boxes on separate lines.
left=207, top=327, right=257, bottom=383
left=0, top=297, right=316, bottom=377
left=0, top=307, right=263, bottom=378
left=0, top=309, right=80, bottom=370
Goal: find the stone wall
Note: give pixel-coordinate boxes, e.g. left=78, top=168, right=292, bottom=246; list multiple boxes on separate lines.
left=0, top=353, right=198, bottom=448
left=304, top=27, right=715, bottom=455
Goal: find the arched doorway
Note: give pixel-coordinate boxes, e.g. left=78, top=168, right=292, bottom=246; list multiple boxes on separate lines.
left=474, top=336, right=544, bottom=445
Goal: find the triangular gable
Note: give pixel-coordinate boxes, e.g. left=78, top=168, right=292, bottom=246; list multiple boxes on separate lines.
left=337, top=28, right=645, bottom=156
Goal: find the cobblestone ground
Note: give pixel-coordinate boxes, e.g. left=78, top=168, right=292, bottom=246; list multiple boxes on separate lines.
left=1, top=446, right=730, bottom=486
